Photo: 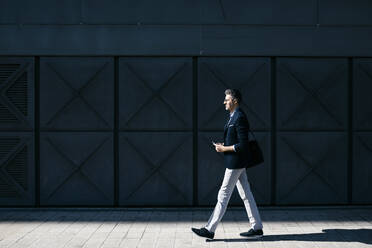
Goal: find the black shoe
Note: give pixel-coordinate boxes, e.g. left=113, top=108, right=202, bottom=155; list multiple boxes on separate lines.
left=240, top=228, right=263, bottom=239
left=191, top=227, right=215, bottom=239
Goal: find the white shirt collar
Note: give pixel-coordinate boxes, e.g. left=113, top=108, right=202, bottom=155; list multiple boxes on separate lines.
left=230, top=109, right=236, bottom=117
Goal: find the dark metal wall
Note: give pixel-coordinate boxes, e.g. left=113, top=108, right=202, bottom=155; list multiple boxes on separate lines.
left=0, top=0, right=371, bottom=207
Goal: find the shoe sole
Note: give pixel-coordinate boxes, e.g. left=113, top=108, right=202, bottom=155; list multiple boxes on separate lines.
left=191, top=229, right=214, bottom=239
left=240, top=234, right=263, bottom=239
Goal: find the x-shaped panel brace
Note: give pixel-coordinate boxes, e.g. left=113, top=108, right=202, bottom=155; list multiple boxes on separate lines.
left=121, top=136, right=189, bottom=202
left=278, top=136, right=344, bottom=202
left=44, top=62, right=110, bottom=128
left=356, top=135, right=372, bottom=155
left=201, top=62, right=267, bottom=129
left=122, top=62, right=189, bottom=127
left=0, top=63, right=31, bottom=125
left=279, top=63, right=345, bottom=128
left=44, top=136, right=111, bottom=201
left=0, top=137, right=30, bottom=199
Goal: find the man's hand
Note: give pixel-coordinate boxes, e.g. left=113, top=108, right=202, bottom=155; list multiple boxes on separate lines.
left=213, top=142, right=223, bottom=146
left=213, top=142, right=235, bottom=153
left=214, top=143, right=225, bottom=153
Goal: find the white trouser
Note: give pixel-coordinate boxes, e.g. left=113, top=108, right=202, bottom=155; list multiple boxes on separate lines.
left=205, top=168, right=263, bottom=233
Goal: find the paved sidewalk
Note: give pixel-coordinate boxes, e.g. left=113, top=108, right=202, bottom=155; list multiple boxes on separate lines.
left=0, top=207, right=371, bottom=248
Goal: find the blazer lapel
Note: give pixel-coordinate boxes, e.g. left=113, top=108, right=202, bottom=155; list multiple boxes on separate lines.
left=224, top=114, right=230, bottom=130
left=224, top=107, right=240, bottom=137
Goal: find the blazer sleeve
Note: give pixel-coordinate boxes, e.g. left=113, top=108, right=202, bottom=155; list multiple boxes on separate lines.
left=233, top=115, right=250, bottom=153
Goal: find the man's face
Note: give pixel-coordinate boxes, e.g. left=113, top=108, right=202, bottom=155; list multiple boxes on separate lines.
left=223, top=94, right=236, bottom=111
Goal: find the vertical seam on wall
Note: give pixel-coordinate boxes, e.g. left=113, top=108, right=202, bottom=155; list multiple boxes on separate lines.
left=193, top=57, right=198, bottom=206
left=114, top=57, right=119, bottom=206
left=35, top=56, right=40, bottom=207
left=348, top=57, right=353, bottom=204
left=271, top=57, right=276, bottom=205
left=80, top=0, right=84, bottom=24
left=316, top=0, right=320, bottom=26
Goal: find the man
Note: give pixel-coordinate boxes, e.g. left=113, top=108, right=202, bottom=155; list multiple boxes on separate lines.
left=192, top=89, right=263, bottom=239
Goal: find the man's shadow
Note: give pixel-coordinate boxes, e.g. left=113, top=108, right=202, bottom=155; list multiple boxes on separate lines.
left=207, top=229, right=372, bottom=245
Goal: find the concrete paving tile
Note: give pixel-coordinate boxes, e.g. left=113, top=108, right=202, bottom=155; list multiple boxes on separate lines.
left=158, top=232, right=176, bottom=239
left=175, top=238, right=192, bottom=246
left=111, top=224, right=131, bottom=233
left=125, top=230, right=144, bottom=239
left=119, top=238, right=140, bottom=248
left=0, top=208, right=370, bottom=248
left=101, top=238, right=122, bottom=248
left=137, top=239, right=157, bottom=248
left=142, top=232, right=159, bottom=239
left=191, top=238, right=210, bottom=247
left=155, top=238, right=174, bottom=248
left=175, top=232, right=192, bottom=239
left=9, top=244, right=32, bottom=248
left=107, top=232, right=125, bottom=239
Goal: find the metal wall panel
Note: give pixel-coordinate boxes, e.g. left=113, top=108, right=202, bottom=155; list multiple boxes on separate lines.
left=0, top=57, right=34, bottom=130
left=353, top=133, right=372, bottom=204
left=0, top=26, right=201, bottom=56
left=82, top=0, right=315, bottom=25
left=276, top=132, right=347, bottom=205
left=276, top=58, right=348, bottom=205
left=1, top=26, right=372, bottom=56
left=319, top=0, right=372, bottom=25
left=119, top=58, right=192, bottom=130
left=0, top=54, right=370, bottom=207
left=40, top=132, right=113, bottom=206
left=202, top=0, right=316, bottom=25
left=198, top=132, right=271, bottom=205
left=19, top=0, right=81, bottom=24
left=201, top=27, right=372, bottom=56
left=0, top=132, right=34, bottom=205
left=198, top=57, right=270, bottom=130
left=353, top=58, right=372, bottom=203
left=354, top=58, right=372, bottom=130
left=119, top=132, right=193, bottom=206
left=0, top=0, right=19, bottom=24
left=82, top=0, right=200, bottom=24
left=277, top=58, right=348, bottom=130
left=40, top=57, right=114, bottom=130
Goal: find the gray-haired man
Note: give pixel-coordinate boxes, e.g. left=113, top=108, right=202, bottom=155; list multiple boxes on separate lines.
left=192, top=89, right=263, bottom=239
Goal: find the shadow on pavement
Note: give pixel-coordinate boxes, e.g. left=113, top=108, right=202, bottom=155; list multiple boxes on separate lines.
left=207, top=228, right=372, bottom=245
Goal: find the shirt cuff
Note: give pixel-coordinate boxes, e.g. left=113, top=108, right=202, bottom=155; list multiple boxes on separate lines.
left=233, top=145, right=236, bottom=152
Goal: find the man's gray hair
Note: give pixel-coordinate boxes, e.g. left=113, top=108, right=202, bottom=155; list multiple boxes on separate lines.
left=225, top=89, right=242, bottom=104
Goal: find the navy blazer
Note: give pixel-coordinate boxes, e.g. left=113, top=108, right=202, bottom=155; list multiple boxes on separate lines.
left=223, top=107, right=252, bottom=169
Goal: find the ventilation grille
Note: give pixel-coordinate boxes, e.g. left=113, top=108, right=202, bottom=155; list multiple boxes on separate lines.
left=0, top=137, right=19, bottom=160
left=0, top=63, right=29, bottom=122
left=0, top=138, right=26, bottom=198
left=0, top=104, right=18, bottom=122
left=6, top=72, right=28, bottom=116
left=0, top=64, right=20, bottom=86
left=0, top=177, right=19, bottom=198
left=5, top=146, right=28, bottom=191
